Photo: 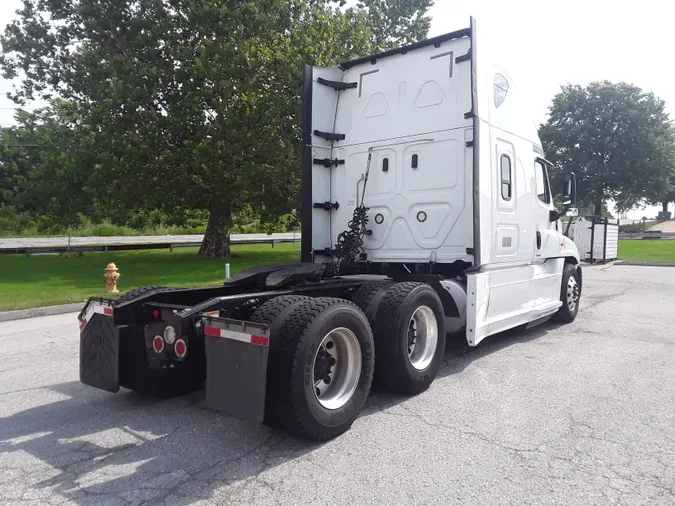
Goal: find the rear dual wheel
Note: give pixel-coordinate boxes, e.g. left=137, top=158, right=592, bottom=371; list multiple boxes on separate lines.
left=116, top=285, right=178, bottom=305
left=352, top=281, right=446, bottom=395
left=252, top=297, right=374, bottom=441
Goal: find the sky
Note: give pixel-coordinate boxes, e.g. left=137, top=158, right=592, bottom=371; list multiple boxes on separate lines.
left=1, top=0, right=674, bottom=216
left=427, top=0, right=675, bottom=124
left=425, top=0, right=675, bottom=218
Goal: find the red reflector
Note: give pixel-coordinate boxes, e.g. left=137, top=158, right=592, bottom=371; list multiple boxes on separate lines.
left=103, top=307, right=114, bottom=316
left=175, top=339, right=187, bottom=358
left=152, top=335, right=165, bottom=353
left=79, top=319, right=87, bottom=332
left=152, top=309, right=160, bottom=319
left=204, top=327, right=220, bottom=337
left=251, top=335, right=269, bottom=347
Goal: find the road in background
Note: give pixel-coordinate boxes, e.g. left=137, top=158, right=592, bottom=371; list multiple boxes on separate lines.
left=0, top=233, right=300, bottom=249
left=647, top=221, right=675, bottom=233
left=1, top=265, right=674, bottom=505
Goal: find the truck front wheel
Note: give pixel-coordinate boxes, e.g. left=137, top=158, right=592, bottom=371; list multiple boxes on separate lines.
left=553, top=263, right=581, bottom=323
left=263, top=297, right=374, bottom=441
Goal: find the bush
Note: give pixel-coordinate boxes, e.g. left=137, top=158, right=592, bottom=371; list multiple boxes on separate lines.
left=619, top=221, right=661, bottom=233
left=0, top=205, right=299, bottom=237
left=619, top=222, right=645, bottom=233
left=83, top=222, right=139, bottom=236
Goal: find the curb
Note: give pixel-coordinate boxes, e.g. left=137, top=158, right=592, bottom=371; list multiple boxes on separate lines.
left=0, top=302, right=85, bottom=323
left=614, top=261, right=675, bottom=268
left=582, top=260, right=618, bottom=269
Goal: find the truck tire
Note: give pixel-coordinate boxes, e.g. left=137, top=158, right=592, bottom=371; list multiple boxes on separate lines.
left=371, top=282, right=446, bottom=395
left=251, top=295, right=310, bottom=330
left=250, top=295, right=311, bottom=427
left=350, top=280, right=393, bottom=320
left=553, top=263, right=581, bottom=323
left=116, top=285, right=177, bottom=305
left=118, top=325, right=206, bottom=398
left=265, top=297, right=374, bottom=441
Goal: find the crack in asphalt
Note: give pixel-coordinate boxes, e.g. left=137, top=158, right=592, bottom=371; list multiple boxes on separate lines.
left=144, top=434, right=278, bottom=505
left=365, top=399, right=674, bottom=504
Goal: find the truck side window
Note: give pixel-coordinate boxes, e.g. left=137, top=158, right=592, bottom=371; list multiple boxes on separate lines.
left=500, top=155, right=511, bottom=200
left=534, top=161, right=551, bottom=204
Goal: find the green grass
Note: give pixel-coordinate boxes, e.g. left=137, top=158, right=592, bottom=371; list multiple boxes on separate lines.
left=619, top=240, right=675, bottom=264
left=0, top=243, right=300, bottom=311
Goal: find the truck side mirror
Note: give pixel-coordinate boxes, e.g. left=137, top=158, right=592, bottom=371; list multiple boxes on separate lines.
left=550, top=172, right=578, bottom=222
left=563, top=172, right=576, bottom=206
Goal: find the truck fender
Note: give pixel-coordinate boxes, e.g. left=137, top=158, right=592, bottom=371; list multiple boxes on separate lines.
left=439, top=279, right=467, bottom=334
left=560, top=235, right=581, bottom=264
left=392, top=274, right=461, bottom=318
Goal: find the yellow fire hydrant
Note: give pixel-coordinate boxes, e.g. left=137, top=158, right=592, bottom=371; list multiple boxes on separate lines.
left=103, top=263, right=120, bottom=293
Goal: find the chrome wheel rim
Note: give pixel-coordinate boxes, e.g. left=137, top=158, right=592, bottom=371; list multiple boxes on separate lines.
left=312, top=327, right=362, bottom=410
left=407, top=306, right=438, bottom=371
left=567, top=276, right=580, bottom=312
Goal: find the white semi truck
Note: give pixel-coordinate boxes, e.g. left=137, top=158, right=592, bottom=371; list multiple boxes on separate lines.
left=78, top=17, right=582, bottom=441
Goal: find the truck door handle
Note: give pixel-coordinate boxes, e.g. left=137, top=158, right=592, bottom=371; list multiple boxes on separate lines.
left=536, top=231, right=542, bottom=249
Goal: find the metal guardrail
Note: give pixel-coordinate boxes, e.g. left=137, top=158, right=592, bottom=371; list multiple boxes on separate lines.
left=0, top=233, right=301, bottom=257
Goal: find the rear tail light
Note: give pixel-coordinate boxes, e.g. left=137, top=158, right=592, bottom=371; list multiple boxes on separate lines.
left=174, top=339, right=187, bottom=359
left=152, top=335, right=165, bottom=353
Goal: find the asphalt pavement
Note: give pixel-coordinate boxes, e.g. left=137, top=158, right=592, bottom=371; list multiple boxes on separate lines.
left=1, top=265, right=674, bottom=505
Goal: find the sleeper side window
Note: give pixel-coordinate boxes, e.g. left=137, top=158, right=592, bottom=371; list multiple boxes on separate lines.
left=500, top=155, right=512, bottom=200
left=534, top=160, right=551, bottom=205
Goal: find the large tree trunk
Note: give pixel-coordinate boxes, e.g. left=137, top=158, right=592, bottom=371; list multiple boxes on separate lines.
left=662, top=201, right=669, bottom=213
left=198, top=200, right=232, bottom=258
left=593, top=194, right=603, bottom=217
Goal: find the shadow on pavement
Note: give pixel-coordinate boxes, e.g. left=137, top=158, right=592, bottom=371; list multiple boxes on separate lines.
left=0, top=323, right=553, bottom=505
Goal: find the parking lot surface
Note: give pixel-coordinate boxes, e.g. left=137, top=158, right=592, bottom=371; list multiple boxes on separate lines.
left=1, top=265, right=674, bottom=505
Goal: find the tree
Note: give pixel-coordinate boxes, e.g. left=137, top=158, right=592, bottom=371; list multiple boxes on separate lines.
left=1, top=0, right=433, bottom=257
left=355, top=0, right=434, bottom=47
left=0, top=103, right=100, bottom=230
left=540, top=81, right=674, bottom=216
left=0, top=115, right=32, bottom=209
left=643, top=145, right=675, bottom=216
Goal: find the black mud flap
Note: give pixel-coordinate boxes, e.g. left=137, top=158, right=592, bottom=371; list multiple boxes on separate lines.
left=203, top=316, right=270, bottom=423
left=79, top=301, right=119, bottom=393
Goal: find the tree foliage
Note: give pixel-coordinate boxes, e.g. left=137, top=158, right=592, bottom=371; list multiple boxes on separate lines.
left=0, top=103, right=101, bottom=228
left=540, top=81, right=675, bottom=216
left=355, top=0, right=433, bottom=47
left=1, top=0, right=434, bottom=256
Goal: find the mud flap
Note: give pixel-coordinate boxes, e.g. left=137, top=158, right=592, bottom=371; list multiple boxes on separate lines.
left=79, top=301, right=119, bottom=393
left=203, top=317, right=270, bottom=423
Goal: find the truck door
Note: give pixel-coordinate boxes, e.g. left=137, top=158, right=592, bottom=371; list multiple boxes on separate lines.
left=532, top=159, right=557, bottom=261
left=531, top=158, right=564, bottom=301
